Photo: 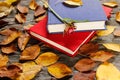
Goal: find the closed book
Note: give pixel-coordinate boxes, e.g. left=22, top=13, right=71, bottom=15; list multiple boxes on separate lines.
left=28, top=6, right=112, bottom=56
left=47, top=0, right=107, bottom=33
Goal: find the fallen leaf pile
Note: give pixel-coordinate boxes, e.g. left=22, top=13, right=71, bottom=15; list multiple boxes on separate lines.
left=0, top=0, right=120, bottom=80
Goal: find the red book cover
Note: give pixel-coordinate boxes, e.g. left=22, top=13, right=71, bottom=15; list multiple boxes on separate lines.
left=28, top=6, right=112, bottom=57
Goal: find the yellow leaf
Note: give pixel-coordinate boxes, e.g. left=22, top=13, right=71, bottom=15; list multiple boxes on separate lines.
left=63, top=0, right=83, bottom=6
left=0, top=54, right=9, bottom=67
left=103, top=1, right=118, bottom=8
left=96, top=25, right=116, bottom=36
left=5, top=0, right=18, bottom=5
left=103, top=43, right=120, bottom=52
left=96, top=62, right=120, bottom=80
left=16, top=61, right=42, bottom=80
left=116, top=12, right=120, bottom=22
left=35, top=52, right=59, bottom=66
left=48, top=63, right=72, bottom=78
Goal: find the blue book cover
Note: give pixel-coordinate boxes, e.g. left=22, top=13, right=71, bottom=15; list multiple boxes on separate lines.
left=48, top=0, right=107, bottom=33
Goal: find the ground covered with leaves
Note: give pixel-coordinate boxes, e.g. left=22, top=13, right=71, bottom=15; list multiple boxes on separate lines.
left=0, top=0, right=120, bottom=80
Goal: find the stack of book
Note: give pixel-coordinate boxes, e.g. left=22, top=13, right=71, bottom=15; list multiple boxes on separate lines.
left=28, top=0, right=112, bottom=56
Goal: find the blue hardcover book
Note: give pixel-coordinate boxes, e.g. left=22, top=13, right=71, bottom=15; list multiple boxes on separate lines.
left=47, top=0, right=107, bottom=33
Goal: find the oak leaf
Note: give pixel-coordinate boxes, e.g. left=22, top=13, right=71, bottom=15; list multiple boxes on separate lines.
left=48, top=63, right=72, bottom=78
left=35, top=52, right=59, bottom=66
left=20, top=45, right=40, bottom=60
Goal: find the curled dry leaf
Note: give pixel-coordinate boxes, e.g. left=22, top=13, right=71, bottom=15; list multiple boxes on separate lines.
left=1, top=43, right=17, bottom=54
left=96, top=62, right=120, bottom=80
left=48, top=63, right=72, bottom=79
left=34, top=5, right=46, bottom=17
left=90, top=50, right=114, bottom=62
left=0, top=2, right=13, bottom=18
left=0, top=20, right=8, bottom=28
left=20, top=45, right=40, bottom=60
left=103, top=43, right=120, bottom=52
left=96, top=25, right=116, bottom=36
left=0, top=54, right=9, bottom=67
left=0, top=64, right=22, bottom=79
left=103, top=1, right=118, bottom=8
left=35, top=14, right=47, bottom=22
left=74, top=58, right=96, bottom=72
left=113, top=27, right=120, bottom=36
left=79, top=43, right=99, bottom=56
left=35, top=52, right=59, bottom=66
left=116, top=12, right=120, bottom=22
left=18, top=33, right=30, bottom=50
left=17, top=4, right=29, bottom=14
left=15, top=13, right=26, bottom=24
left=0, top=27, right=17, bottom=36
left=63, top=0, right=83, bottom=6
left=16, top=61, right=42, bottom=80
left=73, top=71, right=96, bottom=80
left=0, top=29, right=21, bottom=45
left=29, top=0, right=38, bottom=10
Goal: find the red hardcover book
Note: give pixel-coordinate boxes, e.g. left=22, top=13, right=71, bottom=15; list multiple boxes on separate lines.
left=28, top=6, right=112, bottom=57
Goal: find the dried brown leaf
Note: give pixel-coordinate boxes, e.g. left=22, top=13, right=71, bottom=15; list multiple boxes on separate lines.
left=103, top=1, right=118, bottom=8
left=1, top=43, right=17, bottom=54
left=73, top=71, right=96, bottom=80
left=113, top=27, right=120, bottom=36
left=15, top=13, right=26, bottom=24
left=0, top=20, right=8, bottom=28
left=20, top=45, right=40, bottom=60
left=17, top=4, right=29, bottom=14
left=63, top=0, right=83, bottom=6
left=0, top=29, right=21, bottom=45
left=79, top=43, right=99, bottom=55
left=48, top=63, right=72, bottom=78
left=116, top=12, right=120, bottom=22
left=90, top=50, right=114, bottom=62
left=29, top=0, right=38, bottom=10
left=34, top=5, right=46, bottom=17
left=74, top=58, right=96, bottom=72
left=18, top=33, right=30, bottom=50
left=0, top=54, right=9, bottom=67
left=0, top=64, right=22, bottom=79
left=35, top=52, right=59, bottom=66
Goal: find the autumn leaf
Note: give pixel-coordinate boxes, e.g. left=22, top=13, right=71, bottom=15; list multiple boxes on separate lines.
left=0, top=29, right=21, bottom=45
left=113, top=27, right=120, bottom=36
left=5, top=0, right=19, bottom=5
left=18, top=33, right=30, bottom=50
left=29, top=0, right=38, bottom=10
left=96, top=62, right=120, bottom=80
left=0, top=54, right=9, bottom=67
left=16, top=4, right=29, bottom=14
left=34, top=5, right=46, bottom=17
left=116, top=12, right=120, bottom=22
left=103, top=1, right=118, bottom=8
left=73, top=71, right=96, bottom=80
left=0, top=64, right=22, bottom=79
left=0, top=2, right=13, bottom=18
left=74, top=58, right=96, bottom=72
left=96, top=25, right=116, bottom=36
left=1, top=43, right=17, bottom=54
left=79, top=42, right=99, bottom=55
left=16, top=61, right=42, bottom=80
left=35, top=52, right=59, bottom=66
left=63, top=0, right=83, bottom=6
left=0, top=20, right=8, bottom=28
left=48, top=63, right=72, bottom=78
left=35, top=14, right=47, bottom=22
left=102, top=43, right=120, bottom=52
left=15, top=13, right=26, bottom=24
left=20, top=45, right=40, bottom=60
left=90, top=50, right=114, bottom=62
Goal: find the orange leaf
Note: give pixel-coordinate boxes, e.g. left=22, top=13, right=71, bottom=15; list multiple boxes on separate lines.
left=116, top=12, right=120, bottom=22
left=35, top=52, right=59, bottom=66
left=0, top=54, right=9, bottom=67
left=29, top=0, right=38, bottom=10
left=1, top=43, right=17, bottom=54
left=74, top=58, right=96, bottom=72
left=15, top=13, right=26, bottom=24
left=90, top=50, right=114, bottom=62
left=48, top=63, right=72, bottom=78
left=17, top=4, right=29, bottom=14
left=20, top=45, right=40, bottom=60
left=18, top=33, right=30, bottom=50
